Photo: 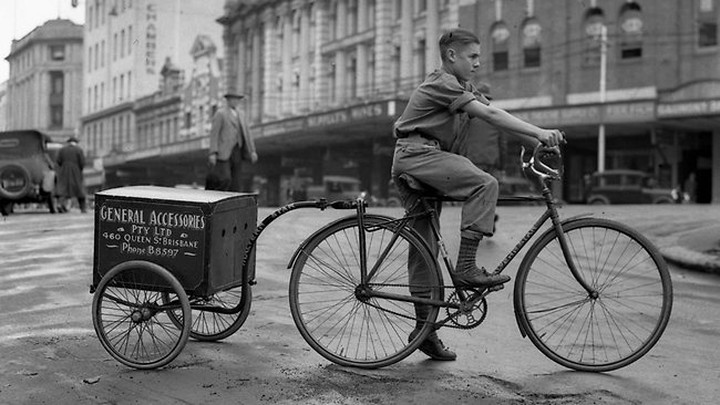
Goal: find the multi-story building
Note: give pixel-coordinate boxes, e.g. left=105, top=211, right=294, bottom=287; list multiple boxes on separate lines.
left=101, top=35, right=226, bottom=190
left=0, top=81, right=7, bottom=131
left=80, top=0, right=225, bottom=161
left=464, top=0, right=720, bottom=203
left=4, top=19, right=84, bottom=141
left=103, top=0, right=720, bottom=205
left=212, top=0, right=720, bottom=204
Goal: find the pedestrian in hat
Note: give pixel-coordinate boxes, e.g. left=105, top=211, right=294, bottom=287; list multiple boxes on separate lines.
left=55, top=136, right=88, bottom=213
left=207, top=93, right=258, bottom=191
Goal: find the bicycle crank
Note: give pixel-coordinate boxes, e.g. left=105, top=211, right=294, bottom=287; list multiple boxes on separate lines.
left=446, top=290, right=488, bottom=329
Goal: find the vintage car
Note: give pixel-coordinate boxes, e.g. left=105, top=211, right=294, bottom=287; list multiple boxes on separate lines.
left=0, top=130, right=62, bottom=215
left=304, top=175, right=363, bottom=201
left=584, top=169, right=678, bottom=205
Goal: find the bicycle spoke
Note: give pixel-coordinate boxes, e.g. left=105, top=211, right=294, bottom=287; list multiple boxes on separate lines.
left=517, top=219, right=672, bottom=372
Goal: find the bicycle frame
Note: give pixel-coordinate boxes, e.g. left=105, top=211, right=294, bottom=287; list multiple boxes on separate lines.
left=361, top=148, right=598, bottom=320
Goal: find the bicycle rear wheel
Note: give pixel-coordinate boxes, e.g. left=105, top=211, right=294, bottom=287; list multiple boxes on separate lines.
left=289, top=214, right=443, bottom=368
left=515, top=218, right=673, bottom=372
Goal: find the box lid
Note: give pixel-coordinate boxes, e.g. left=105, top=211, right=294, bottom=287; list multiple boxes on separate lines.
left=96, top=186, right=256, bottom=204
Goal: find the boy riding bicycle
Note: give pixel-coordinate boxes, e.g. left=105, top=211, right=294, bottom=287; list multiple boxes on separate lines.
left=391, top=28, right=565, bottom=361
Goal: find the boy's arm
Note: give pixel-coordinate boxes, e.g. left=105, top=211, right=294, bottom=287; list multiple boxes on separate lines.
left=462, top=100, right=564, bottom=146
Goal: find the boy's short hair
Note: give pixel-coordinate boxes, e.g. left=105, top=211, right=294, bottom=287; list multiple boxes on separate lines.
left=439, top=29, right=481, bottom=61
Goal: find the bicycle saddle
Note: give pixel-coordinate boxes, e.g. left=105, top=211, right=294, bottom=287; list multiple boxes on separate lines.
left=396, top=173, right=464, bottom=202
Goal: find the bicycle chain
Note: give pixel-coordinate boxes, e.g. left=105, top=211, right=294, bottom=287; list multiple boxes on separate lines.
left=363, top=283, right=492, bottom=330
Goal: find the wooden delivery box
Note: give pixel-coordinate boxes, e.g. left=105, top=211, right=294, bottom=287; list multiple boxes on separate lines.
left=93, top=186, right=257, bottom=296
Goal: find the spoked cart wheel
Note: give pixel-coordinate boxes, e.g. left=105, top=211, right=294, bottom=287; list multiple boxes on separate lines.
left=165, top=284, right=252, bottom=341
left=92, top=260, right=191, bottom=370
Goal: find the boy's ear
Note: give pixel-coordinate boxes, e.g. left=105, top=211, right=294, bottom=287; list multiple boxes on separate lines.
left=446, top=47, right=456, bottom=62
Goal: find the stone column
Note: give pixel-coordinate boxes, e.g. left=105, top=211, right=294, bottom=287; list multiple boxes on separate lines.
left=251, top=24, right=262, bottom=122
left=400, top=0, right=414, bottom=93
left=280, top=4, right=293, bottom=115
left=373, top=0, right=392, bottom=97
left=425, top=0, right=440, bottom=72
left=299, top=2, right=311, bottom=111
left=334, top=0, right=348, bottom=103
left=261, top=8, right=278, bottom=119
left=713, top=130, right=720, bottom=204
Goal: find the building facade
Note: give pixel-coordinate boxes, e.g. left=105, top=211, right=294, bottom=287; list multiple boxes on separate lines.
left=4, top=19, right=84, bottom=141
left=0, top=81, right=7, bottom=131
left=102, top=0, right=720, bottom=205
left=462, top=0, right=720, bottom=204
left=213, top=0, right=720, bottom=205
left=80, top=0, right=225, bottom=161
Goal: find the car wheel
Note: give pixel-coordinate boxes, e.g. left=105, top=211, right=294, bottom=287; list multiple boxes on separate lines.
left=0, top=163, right=32, bottom=200
left=1, top=200, right=14, bottom=216
left=386, top=197, right=401, bottom=207
left=587, top=196, right=609, bottom=205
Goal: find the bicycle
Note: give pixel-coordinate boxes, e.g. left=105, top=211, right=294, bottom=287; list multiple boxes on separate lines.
left=287, top=144, right=673, bottom=372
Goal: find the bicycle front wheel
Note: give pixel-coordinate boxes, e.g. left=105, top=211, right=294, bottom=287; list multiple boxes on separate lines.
left=289, top=214, right=443, bottom=368
left=515, top=218, right=673, bottom=372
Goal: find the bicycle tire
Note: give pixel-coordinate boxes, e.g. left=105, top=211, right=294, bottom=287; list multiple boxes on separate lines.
left=514, top=218, right=673, bottom=372
left=92, top=261, right=191, bottom=369
left=289, top=214, right=443, bottom=368
left=165, top=285, right=252, bottom=341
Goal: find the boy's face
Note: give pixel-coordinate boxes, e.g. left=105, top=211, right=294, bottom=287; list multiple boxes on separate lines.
left=446, top=42, right=481, bottom=82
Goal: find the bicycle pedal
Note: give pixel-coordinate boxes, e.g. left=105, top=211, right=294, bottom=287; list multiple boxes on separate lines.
left=487, top=284, right=504, bottom=293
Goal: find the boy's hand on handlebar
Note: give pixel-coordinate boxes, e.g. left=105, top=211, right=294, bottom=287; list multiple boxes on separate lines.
left=538, top=129, right=565, bottom=147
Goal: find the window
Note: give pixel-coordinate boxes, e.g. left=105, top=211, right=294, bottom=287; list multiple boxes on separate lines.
left=491, top=22, right=510, bottom=71
left=49, top=71, right=64, bottom=128
left=619, top=2, right=643, bottom=59
left=50, top=72, right=64, bottom=95
left=583, top=7, right=605, bottom=65
left=50, top=45, right=65, bottom=61
left=522, top=18, right=542, bottom=68
left=121, top=29, right=126, bottom=57
left=128, top=25, right=133, bottom=54
left=698, top=0, right=718, bottom=48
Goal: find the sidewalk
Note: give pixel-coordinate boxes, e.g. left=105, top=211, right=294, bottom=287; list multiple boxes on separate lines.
left=658, top=224, right=720, bottom=274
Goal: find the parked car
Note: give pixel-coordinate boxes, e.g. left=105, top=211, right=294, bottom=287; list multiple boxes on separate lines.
left=497, top=175, right=543, bottom=206
left=305, top=175, right=363, bottom=201
left=0, top=130, right=62, bottom=215
left=584, top=170, right=677, bottom=205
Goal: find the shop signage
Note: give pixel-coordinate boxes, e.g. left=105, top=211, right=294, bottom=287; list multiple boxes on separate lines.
left=145, top=3, right=157, bottom=74
left=512, top=101, right=655, bottom=126
left=657, top=99, right=720, bottom=118
left=256, top=101, right=390, bottom=138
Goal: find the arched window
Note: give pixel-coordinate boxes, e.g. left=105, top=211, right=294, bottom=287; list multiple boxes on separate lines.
left=522, top=18, right=542, bottom=68
left=583, top=7, right=605, bottom=65
left=619, top=2, right=643, bottom=59
left=490, top=21, right=510, bottom=71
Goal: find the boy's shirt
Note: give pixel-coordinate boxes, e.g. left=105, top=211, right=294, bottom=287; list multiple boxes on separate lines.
left=394, top=67, right=490, bottom=151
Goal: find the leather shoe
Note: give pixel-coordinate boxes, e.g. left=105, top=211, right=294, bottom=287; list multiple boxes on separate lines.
left=454, top=266, right=510, bottom=288
left=408, top=329, right=457, bottom=361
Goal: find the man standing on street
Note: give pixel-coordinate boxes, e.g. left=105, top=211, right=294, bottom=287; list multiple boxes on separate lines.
left=55, top=136, right=87, bottom=213
left=207, top=93, right=258, bottom=191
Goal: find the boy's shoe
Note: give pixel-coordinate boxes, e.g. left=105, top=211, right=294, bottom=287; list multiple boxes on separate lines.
left=408, top=329, right=457, bottom=361
left=454, top=266, right=510, bottom=288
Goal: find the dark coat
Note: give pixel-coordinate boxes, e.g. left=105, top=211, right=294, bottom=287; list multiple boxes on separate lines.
left=56, top=143, right=86, bottom=198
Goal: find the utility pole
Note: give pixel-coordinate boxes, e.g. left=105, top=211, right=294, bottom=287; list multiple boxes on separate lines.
left=597, top=24, right=608, bottom=173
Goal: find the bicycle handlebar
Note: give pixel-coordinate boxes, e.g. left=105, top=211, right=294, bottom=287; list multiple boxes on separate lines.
left=521, top=142, right=563, bottom=182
